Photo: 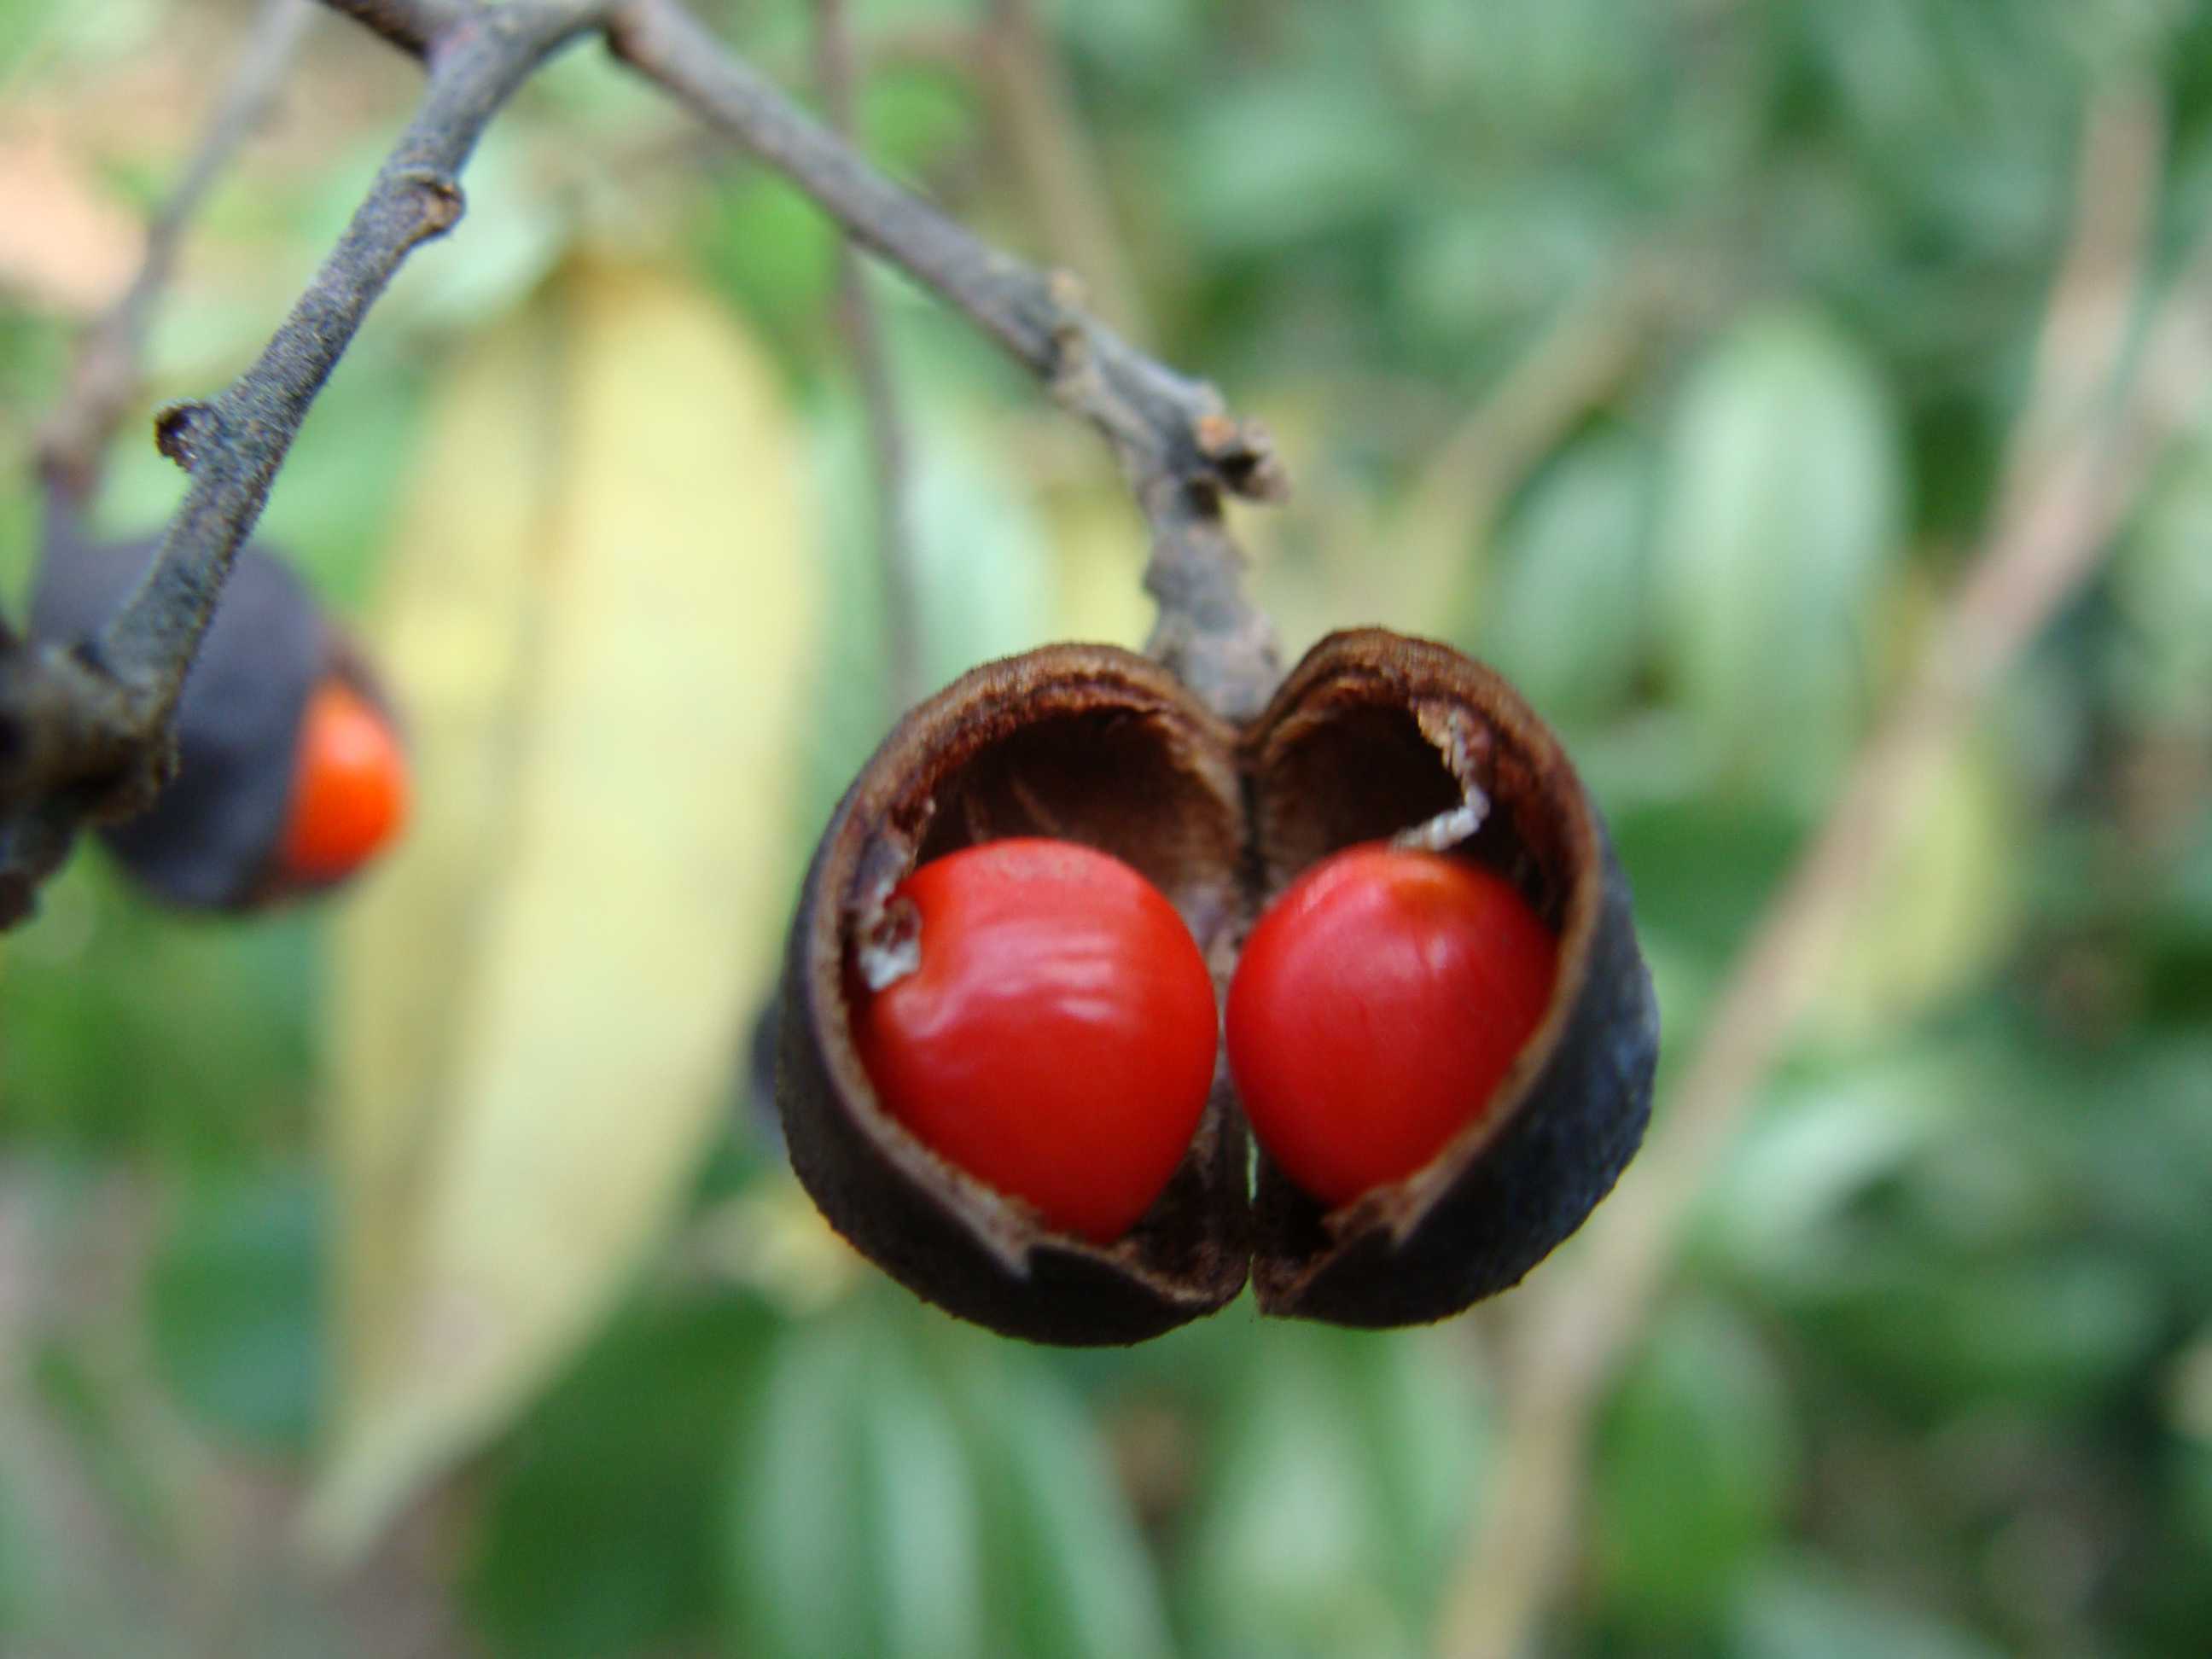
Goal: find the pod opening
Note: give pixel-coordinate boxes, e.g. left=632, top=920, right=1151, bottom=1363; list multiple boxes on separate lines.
left=907, top=704, right=1244, bottom=958
left=1244, top=650, right=1586, bottom=940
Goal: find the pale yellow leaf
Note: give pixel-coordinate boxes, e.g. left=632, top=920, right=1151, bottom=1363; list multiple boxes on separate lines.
left=311, top=259, right=818, bottom=1556
left=325, top=311, right=556, bottom=1439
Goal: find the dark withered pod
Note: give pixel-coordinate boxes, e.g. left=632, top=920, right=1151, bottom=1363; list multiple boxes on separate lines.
left=780, top=647, right=1254, bottom=1345
left=779, top=630, right=1658, bottom=1344
left=30, top=529, right=403, bottom=911
left=1239, top=631, right=1658, bottom=1325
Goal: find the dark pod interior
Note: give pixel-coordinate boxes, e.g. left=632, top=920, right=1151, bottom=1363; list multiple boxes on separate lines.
left=778, top=630, right=1659, bottom=1344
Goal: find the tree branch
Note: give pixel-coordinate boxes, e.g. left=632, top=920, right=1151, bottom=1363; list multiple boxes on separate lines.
left=608, top=0, right=1286, bottom=719
left=3, top=0, right=1289, bottom=928
left=0, top=0, right=606, bottom=927
left=105, top=2, right=610, bottom=687
left=1435, top=82, right=2198, bottom=1659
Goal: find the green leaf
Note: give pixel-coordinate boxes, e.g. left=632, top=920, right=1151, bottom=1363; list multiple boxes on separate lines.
left=1595, top=1301, right=1799, bottom=1633
left=693, top=176, right=839, bottom=375
left=864, top=1367, right=986, bottom=1659
left=1731, top=1552, right=2006, bottom=1659
left=1396, top=187, right=1620, bottom=352
left=958, top=1347, right=1173, bottom=1659
left=724, top=1313, right=986, bottom=1659
left=1057, top=0, right=1195, bottom=84
left=1607, top=797, right=1807, bottom=968
left=147, top=1166, right=325, bottom=1452
left=1793, top=1251, right=2163, bottom=1417
left=1188, top=1346, right=1395, bottom=1659
left=1651, top=310, right=1902, bottom=800
left=2180, top=1439, right=2212, bottom=1562
left=1700, top=1045, right=1972, bottom=1278
left=727, top=1320, right=878, bottom=1659
left=2018, top=1036, right=2212, bottom=1307
left=316, top=258, right=824, bottom=1556
left=0, top=1465, right=37, bottom=1638
left=1412, top=0, right=1657, bottom=143
left=1173, top=78, right=1415, bottom=254
left=467, top=1296, right=779, bottom=1659
left=1476, top=430, right=1654, bottom=723
left=1185, top=1322, right=1483, bottom=1659
left=863, top=68, right=983, bottom=180
left=0, top=857, right=317, bottom=1155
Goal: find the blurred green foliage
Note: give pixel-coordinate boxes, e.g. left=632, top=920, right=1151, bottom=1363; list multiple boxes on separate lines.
left=4, top=0, right=2212, bottom=1655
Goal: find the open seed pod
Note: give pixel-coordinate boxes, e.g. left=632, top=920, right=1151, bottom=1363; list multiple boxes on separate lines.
left=779, top=629, right=1658, bottom=1344
left=1240, top=630, right=1658, bottom=1324
left=779, top=646, right=1254, bottom=1345
left=30, top=530, right=399, bottom=910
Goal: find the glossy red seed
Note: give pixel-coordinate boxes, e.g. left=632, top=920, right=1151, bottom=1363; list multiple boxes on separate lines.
left=851, top=838, right=1219, bottom=1243
left=1225, top=843, right=1558, bottom=1208
left=276, top=679, right=410, bottom=884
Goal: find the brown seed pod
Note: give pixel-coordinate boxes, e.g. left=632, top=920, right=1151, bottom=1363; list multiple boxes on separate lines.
left=778, top=629, right=1658, bottom=1344
left=1239, top=630, right=1658, bottom=1325
left=29, top=528, right=400, bottom=910
left=779, top=646, right=1253, bottom=1345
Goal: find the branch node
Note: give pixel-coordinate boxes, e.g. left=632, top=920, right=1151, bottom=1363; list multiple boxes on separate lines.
left=1045, top=265, right=1088, bottom=314
left=3, top=0, right=593, bottom=929
left=1045, top=321, right=1099, bottom=406
left=1195, top=411, right=1289, bottom=503
left=1190, top=410, right=1237, bottom=455
left=398, top=168, right=466, bottom=241
left=73, top=718, right=179, bottom=825
left=154, top=401, right=221, bottom=471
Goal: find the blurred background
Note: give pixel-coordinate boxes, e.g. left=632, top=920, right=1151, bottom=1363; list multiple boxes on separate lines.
left=4, top=0, right=2212, bottom=1654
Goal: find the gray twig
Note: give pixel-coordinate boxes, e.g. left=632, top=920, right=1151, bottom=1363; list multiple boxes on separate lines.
left=0, top=0, right=1287, bottom=928
left=608, top=0, right=1286, bottom=719
left=0, top=0, right=606, bottom=926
